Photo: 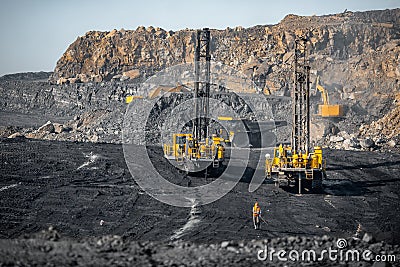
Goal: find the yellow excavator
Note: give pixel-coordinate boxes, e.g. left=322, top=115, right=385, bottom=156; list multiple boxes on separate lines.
left=125, top=95, right=143, bottom=104
left=163, top=28, right=226, bottom=173
left=125, top=84, right=190, bottom=103
left=265, top=38, right=326, bottom=193
left=315, top=76, right=344, bottom=117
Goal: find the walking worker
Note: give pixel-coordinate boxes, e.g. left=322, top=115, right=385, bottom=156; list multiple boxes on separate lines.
left=253, top=202, right=261, bottom=229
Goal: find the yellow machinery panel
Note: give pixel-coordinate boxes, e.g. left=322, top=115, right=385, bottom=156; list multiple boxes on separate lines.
left=318, top=104, right=344, bottom=117
left=126, top=95, right=143, bottom=104
left=163, top=133, right=224, bottom=163
left=265, top=145, right=326, bottom=177
left=217, top=116, right=233, bottom=121
left=125, top=96, right=134, bottom=104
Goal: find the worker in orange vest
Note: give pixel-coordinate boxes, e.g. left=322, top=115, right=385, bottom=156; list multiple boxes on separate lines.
left=253, top=202, right=261, bottom=229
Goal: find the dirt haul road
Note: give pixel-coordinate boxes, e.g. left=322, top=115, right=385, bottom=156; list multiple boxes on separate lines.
left=1, top=138, right=399, bottom=247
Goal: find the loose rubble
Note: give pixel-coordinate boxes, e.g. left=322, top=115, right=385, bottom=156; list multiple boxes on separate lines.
left=1, top=230, right=398, bottom=266
left=321, top=105, right=400, bottom=152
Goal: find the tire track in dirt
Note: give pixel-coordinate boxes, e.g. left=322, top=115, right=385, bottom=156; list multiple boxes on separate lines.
left=0, top=183, right=19, bottom=192
left=170, top=200, right=201, bottom=241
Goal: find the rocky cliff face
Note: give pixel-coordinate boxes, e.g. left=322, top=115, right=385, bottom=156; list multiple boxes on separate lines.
left=51, top=8, right=400, bottom=119
left=52, top=10, right=399, bottom=88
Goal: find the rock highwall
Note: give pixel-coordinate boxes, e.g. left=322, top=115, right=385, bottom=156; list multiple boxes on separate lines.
left=50, top=8, right=400, bottom=121
left=51, top=9, right=399, bottom=90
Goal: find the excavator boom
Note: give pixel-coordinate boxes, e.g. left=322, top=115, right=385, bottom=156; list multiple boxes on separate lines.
left=315, top=76, right=329, bottom=105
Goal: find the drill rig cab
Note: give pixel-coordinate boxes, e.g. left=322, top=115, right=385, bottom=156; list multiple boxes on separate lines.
left=163, top=29, right=226, bottom=173
left=265, top=38, right=326, bottom=193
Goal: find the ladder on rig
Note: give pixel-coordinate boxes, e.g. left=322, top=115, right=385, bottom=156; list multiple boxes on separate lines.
left=305, top=169, right=313, bottom=180
left=213, top=159, right=219, bottom=168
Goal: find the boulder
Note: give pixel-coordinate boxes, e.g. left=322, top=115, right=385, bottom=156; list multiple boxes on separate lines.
left=343, top=138, right=360, bottom=150
left=7, top=132, right=24, bottom=138
left=221, top=241, right=230, bottom=248
left=122, top=69, right=140, bottom=80
left=329, top=136, right=344, bottom=142
left=360, top=138, right=375, bottom=149
left=37, top=121, right=55, bottom=134
left=53, top=123, right=65, bottom=134
left=337, top=131, right=351, bottom=140
left=387, top=139, right=396, bottom=147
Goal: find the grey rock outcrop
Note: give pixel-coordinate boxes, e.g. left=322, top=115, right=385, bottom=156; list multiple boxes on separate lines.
left=50, top=9, right=400, bottom=116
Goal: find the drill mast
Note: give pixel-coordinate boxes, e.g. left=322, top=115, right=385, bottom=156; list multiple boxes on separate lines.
left=292, top=38, right=311, bottom=154
left=193, top=28, right=211, bottom=145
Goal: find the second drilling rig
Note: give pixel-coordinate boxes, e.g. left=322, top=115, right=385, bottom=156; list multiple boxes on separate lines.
left=163, top=28, right=225, bottom=173
left=265, top=38, right=326, bottom=193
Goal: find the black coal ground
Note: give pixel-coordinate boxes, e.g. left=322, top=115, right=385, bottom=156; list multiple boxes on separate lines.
left=0, top=138, right=400, bottom=266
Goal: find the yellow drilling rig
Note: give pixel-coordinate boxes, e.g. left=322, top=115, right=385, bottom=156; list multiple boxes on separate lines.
left=163, top=28, right=225, bottom=173
left=265, top=38, right=326, bottom=193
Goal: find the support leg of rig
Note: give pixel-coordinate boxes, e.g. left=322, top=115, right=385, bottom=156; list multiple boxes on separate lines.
left=298, top=172, right=302, bottom=195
